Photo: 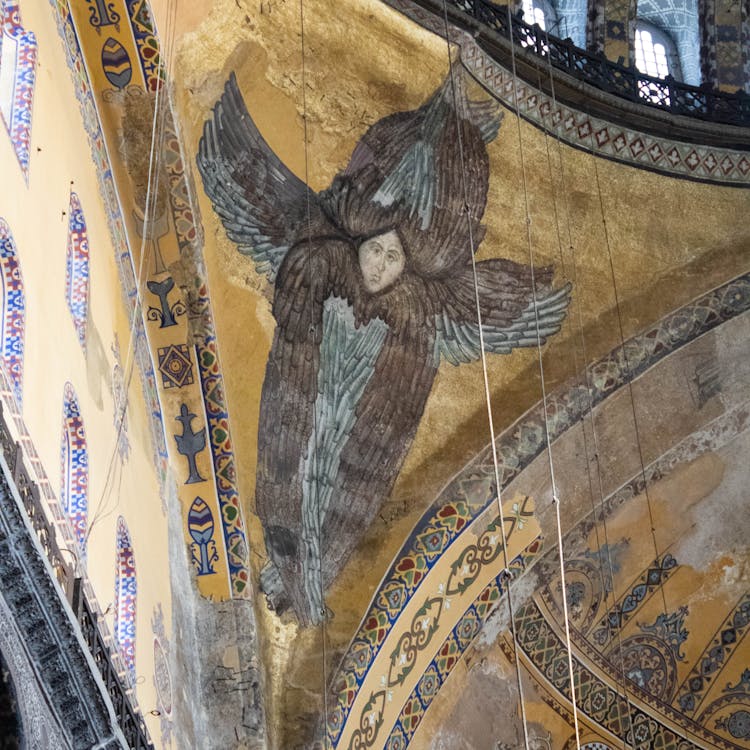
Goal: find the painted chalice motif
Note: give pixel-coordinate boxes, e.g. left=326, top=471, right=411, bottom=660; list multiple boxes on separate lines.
left=197, top=69, right=571, bottom=625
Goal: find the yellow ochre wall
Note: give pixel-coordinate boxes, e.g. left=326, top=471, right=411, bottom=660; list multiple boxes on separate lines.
left=1, top=1, right=171, bottom=744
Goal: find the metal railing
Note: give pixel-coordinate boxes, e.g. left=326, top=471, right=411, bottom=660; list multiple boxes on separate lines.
left=445, top=0, right=750, bottom=126
left=0, top=402, right=154, bottom=750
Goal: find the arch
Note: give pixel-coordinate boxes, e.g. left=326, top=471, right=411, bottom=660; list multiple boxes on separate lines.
left=635, top=20, right=682, bottom=80
left=65, top=192, right=90, bottom=351
left=61, top=383, right=88, bottom=552
left=114, top=517, right=137, bottom=677
left=0, top=218, right=24, bottom=407
left=637, top=0, right=700, bottom=84
left=0, top=1, right=37, bottom=179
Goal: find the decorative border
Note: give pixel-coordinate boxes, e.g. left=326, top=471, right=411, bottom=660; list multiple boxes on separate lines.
left=49, top=0, right=170, bottom=503
left=387, top=0, right=750, bottom=185
left=60, top=0, right=251, bottom=597
left=0, top=2, right=37, bottom=181
left=675, top=593, right=750, bottom=716
left=385, top=536, right=544, bottom=747
left=60, top=382, right=88, bottom=553
left=0, top=218, right=24, bottom=408
left=329, top=272, right=750, bottom=741
left=514, top=600, right=705, bottom=750
left=115, top=515, right=137, bottom=678
left=65, top=192, right=90, bottom=351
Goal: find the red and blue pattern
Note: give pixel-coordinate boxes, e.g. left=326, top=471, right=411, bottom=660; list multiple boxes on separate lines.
left=65, top=192, right=90, bottom=351
left=0, top=218, right=24, bottom=407
left=61, top=383, right=88, bottom=552
left=115, top=516, right=137, bottom=677
left=0, top=2, right=37, bottom=180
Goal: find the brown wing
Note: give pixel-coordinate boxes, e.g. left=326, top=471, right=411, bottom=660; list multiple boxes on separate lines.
left=431, top=259, right=572, bottom=365
left=255, top=239, right=346, bottom=617
left=197, top=72, right=322, bottom=281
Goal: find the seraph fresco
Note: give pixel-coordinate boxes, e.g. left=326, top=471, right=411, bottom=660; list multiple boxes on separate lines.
left=197, top=70, right=571, bottom=625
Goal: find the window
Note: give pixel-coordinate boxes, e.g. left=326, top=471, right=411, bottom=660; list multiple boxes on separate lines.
left=635, top=26, right=671, bottom=78
left=65, top=192, right=90, bottom=351
left=0, top=218, right=24, bottom=407
left=634, top=21, right=682, bottom=103
left=522, top=0, right=559, bottom=32
left=61, top=383, right=88, bottom=552
left=0, top=1, right=37, bottom=179
left=115, top=517, right=137, bottom=678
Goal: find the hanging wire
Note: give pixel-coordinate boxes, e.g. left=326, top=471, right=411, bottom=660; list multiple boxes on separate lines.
left=531, top=22, right=634, bottom=747
left=298, top=1, right=331, bottom=744
left=501, top=4, right=582, bottom=747
left=85, top=0, right=178, bottom=547
left=439, top=4, right=532, bottom=747
left=589, top=151, right=671, bottom=620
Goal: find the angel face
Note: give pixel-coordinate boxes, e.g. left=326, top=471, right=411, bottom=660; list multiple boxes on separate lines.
left=358, top=230, right=406, bottom=294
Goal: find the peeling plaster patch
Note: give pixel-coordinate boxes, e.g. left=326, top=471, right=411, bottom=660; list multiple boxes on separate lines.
left=674, top=427, right=750, bottom=577
left=475, top=569, right=541, bottom=650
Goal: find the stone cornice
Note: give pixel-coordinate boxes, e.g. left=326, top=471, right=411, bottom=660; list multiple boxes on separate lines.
left=0, top=456, right=130, bottom=749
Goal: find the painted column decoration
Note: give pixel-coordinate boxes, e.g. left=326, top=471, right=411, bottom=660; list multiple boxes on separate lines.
left=0, top=218, right=24, bottom=407
left=65, top=192, right=90, bottom=351
left=61, top=383, right=88, bottom=553
left=115, top=516, right=137, bottom=677
left=0, top=1, right=37, bottom=179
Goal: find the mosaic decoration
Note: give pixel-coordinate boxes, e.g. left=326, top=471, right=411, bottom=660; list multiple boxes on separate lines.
left=85, top=0, right=120, bottom=30
left=101, top=36, right=132, bottom=89
left=590, top=553, right=678, bottom=649
left=675, top=593, right=750, bottom=716
left=187, top=496, right=218, bottom=576
left=174, top=403, right=206, bottom=485
left=146, top=276, right=185, bottom=328
left=125, top=0, right=161, bottom=91
left=52, top=0, right=252, bottom=598
left=384, top=537, right=544, bottom=747
left=157, top=343, right=194, bottom=389
left=331, top=273, right=750, bottom=742
left=639, top=606, right=689, bottom=660
left=0, top=2, right=37, bottom=180
left=151, top=603, right=174, bottom=746
left=0, top=218, right=24, bottom=407
left=50, top=0, right=170, bottom=504
left=65, top=192, right=90, bottom=351
left=513, top=599, right=733, bottom=750
left=328, top=499, right=539, bottom=747
left=115, top=516, right=137, bottom=678
left=387, top=0, right=750, bottom=185
left=198, top=71, right=571, bottom=626
left=606, top=634, right=680, bottom=700
left=111, top=335, right=130, bottom=462
left=194, top=318, right=250, bottom=597
left=60, top=383, right=88, bottom=553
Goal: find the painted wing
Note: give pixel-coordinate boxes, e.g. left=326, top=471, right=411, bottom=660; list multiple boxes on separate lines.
left=433, top=259, right=572, bottom=365
left=197, top=72, right=318, bottom=281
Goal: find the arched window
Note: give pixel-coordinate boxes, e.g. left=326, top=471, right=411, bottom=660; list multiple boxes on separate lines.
left=0, top=1, right=37, bottom=179
left=635, top=21, right=683, bottom=80
left=0, top=218, right=24, bottom=407
left=65, top=192, right=90, bottom=351
left=115, top=517, right=137, bottom=677
left=636, top=0, right=699, bottom=85
left=61, top=383, right=88, bottom=552
left=634, top=21, right=683, bottom=103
